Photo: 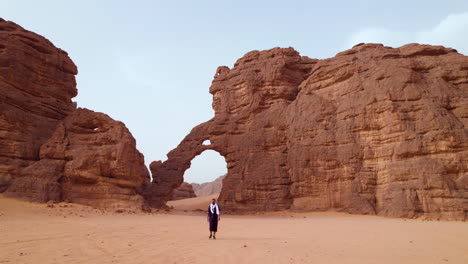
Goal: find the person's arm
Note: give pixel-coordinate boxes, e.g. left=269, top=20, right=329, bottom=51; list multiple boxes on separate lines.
left=218, top=205, right=221, bottom=221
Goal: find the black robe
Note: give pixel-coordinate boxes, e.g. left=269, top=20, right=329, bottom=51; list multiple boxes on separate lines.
left=208, top=204, right=220, bottom=232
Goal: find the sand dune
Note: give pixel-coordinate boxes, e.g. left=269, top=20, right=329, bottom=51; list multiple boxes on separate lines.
left=1, top=195, right=467, bottom=264
left=167, top=194, right=219, bottom=211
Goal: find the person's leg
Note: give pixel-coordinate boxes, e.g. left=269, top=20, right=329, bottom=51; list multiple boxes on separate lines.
left=213, top=218, right=218, bottom=239
left=209, top=217, right=213, bottom=238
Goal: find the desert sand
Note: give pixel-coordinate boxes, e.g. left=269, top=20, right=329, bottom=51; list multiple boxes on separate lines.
left=167, top=193, right=221, bottom=211
left=1, top=194, right=467, bottom=264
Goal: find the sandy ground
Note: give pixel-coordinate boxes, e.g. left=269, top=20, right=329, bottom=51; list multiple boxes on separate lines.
left=167, top=193, right=220, bottom=211
left=1, top=194, right=467, bottom=264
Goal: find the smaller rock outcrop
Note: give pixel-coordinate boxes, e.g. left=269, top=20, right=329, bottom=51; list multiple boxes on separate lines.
left=191, top=175, right=225, bottom=197
left=170, top=182, right=196, bottom=200
left=5, top=108, right=150, bottom=209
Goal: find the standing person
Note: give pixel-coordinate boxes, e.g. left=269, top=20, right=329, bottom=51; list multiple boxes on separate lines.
left=207, top=198, right=220, bottom=239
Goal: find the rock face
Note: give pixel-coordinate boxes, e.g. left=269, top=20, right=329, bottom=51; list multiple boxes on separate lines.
left=0, top=18, right=77, bottom=192
left=147, top=44, right=467, bottom=220
left=191, top=175, right=225, bottom=197
left=0, top=18, right=150, bottom=208
left=170, top=182, right=196, bottom=200
left=6, top=108, right=150, bottom=208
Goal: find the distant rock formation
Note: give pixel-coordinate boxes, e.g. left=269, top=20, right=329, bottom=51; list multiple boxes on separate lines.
left=170, top=182, right=196, bottom=200
left=146, top=44, right=467, bottom=220
left=0, top=18, right=150, bottom=208
left=191, top=175, right=225, bottom=197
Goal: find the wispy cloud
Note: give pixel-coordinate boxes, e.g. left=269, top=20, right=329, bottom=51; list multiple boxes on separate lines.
left=347, top=12, right=468, bottom=55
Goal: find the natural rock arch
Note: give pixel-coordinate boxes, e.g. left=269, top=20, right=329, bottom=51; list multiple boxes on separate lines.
left=145, top=45, right=467, bottom=220
left=144, top=48, right=319, bottom=211
left=144, top=122, right=226, bottom=206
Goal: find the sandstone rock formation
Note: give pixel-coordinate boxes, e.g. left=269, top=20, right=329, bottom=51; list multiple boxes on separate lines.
left=191, top=175, right=225, bottom=197
left=170, top=182, right=196, bottom=200
left=147, top=44, right=467, bottom=220
left=0, top=18, right=150, bottom=208
left=0, top=18, right=77, bottom=192
left=5, top=108, right=150, bottom=208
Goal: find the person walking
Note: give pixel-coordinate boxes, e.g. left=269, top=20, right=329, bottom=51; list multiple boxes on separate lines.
left=207, top=198, right=220, bottom=239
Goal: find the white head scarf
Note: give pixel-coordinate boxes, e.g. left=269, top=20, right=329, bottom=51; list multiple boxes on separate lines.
left=210, top=203, right=220, bottom=215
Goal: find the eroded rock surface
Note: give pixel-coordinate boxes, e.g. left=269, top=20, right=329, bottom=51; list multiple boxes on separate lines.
left=0, top=18, right=77, bottom=192
left=0, top=18, right=150, bottom=208
left=171, top=182, right=196, bottom=200
left=6, top=109, right=150, bottom=208
left=147, top=44, right=467, bottom=220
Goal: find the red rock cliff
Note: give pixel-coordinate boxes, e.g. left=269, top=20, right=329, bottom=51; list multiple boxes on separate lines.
left=147, top=44, right=467, bottom=220
left=0, top=18, right=77, bottom=192
left=0, top=18, right=150, bottom=208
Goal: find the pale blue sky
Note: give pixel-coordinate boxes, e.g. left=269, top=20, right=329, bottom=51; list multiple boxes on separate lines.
left=3, top=0, right=468, bottom=183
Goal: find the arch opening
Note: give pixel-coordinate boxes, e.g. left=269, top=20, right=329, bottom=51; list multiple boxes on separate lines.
left=174, top=149, right=226, bottom=201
